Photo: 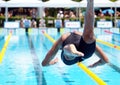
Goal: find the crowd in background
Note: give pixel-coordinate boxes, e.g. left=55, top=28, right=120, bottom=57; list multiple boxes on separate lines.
left=20, top=16, right=46, bottom=28
left=0, top=8, right=37, bottom=18
left=18, top=8, right=120, bottom=28
left=0, top=7, right=120, bottom=18
left=0, top=7, right=120, bottom=28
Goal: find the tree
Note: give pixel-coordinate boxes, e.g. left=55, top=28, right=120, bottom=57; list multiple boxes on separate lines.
left=72, top=0, right=82, bottom=2
left=2, top=0, right=10, bottom=1
left=73, top=0, right=117, bottom=2
left=109, top=0, right=117, bottom=2
left=42, top=0, right=49, bottom=2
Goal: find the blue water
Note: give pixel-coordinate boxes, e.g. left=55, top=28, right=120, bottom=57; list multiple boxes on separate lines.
left=0, top=28, right=120, bottom=85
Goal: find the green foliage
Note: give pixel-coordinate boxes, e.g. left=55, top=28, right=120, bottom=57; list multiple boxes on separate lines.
left=42, top=0, right=49, bottom=2
left=72, top=0, right=118, bottom=2
left=72, top=0, right=117, bottom=2
left=72, top=0, right=82, bottom=2
left=109, top=0, right=118, bottom=2
left=2, top=0, right=10, bottom=2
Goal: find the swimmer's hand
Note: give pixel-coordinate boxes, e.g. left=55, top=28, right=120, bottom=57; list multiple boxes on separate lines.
left=74, top=51, right=84, bottom=57
left=49, top=57, right=59, bottom=65
left=88, top=59, right=104, bottom=68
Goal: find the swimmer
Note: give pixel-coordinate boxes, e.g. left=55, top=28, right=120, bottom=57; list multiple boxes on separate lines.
left=42, top=0, right=109, bottom=67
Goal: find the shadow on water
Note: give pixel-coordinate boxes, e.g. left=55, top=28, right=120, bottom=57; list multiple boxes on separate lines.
left=26, top=32, right=47, bottom=85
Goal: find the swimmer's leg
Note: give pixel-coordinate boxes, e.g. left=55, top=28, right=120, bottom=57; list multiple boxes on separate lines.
left=63, top=44, right=84, bottom=60
left=83, top=0, right=95, bottom=43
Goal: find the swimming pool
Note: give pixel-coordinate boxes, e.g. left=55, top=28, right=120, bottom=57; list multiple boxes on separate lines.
left=0, top=28, right=120, bottom=85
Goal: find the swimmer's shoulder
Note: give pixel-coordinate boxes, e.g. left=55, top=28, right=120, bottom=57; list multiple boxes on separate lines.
left=61, top=32, right=71, bottom=41
left=60, top=31, right=82, bottom=42
left=73, top=31, right=82, bottom=36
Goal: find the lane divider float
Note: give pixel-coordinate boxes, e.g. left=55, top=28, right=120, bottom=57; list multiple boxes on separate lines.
left=42, top=31, right=107, bottom=85
left=77, top=63, right=107, bottom=85
left=104, top=30, right=120, bottom=35
left=0, top=32, right=12, bottom=63
left=96, top=39, right=120, bottom=50
left=91, top=30, right=120, bottom=50
left=104, top=30, right=113, bottom=34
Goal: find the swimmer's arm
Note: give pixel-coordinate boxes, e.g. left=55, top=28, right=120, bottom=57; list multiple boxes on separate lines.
left=42, top=37, right=62, bottom=66
left=74, top=31, right=82, bottom=35
left=42, top=33, right=71, bottom=66
left=89, top=45, right=109, bottom=67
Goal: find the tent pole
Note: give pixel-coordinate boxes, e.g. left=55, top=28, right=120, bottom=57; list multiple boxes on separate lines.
left=5, top=6, right=8, bottom=22
left=114, top=7, right=117, bottom=28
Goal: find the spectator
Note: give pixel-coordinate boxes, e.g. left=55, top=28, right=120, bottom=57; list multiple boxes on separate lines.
left=31, top=8, right=37, bottom=21
left=23, top=18, right=31, bottom=33
left=39, top=17, right=46, bottom=28
left=31, top=20, right=37, bottom=28
left=20, top=20, right=24, bottom=28
left=57, top=10, right=64, bottom=19
left=55, top=18, right=62, bottom=33
left=69, top=11, right=76, bottom=19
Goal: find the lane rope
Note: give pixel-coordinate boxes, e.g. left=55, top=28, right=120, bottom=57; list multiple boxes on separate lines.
left=96, top=39, right=120, bottom=50
left=0, top=32, right=12, bottom=63
left=42, top=31, right=107, bottom=85
left=96, top=30, right=120, bottom=50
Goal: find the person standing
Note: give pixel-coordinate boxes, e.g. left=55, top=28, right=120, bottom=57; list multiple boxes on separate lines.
left=55, top=18, right=62, bottom=33
left=23, top=17, right=31, bottom=33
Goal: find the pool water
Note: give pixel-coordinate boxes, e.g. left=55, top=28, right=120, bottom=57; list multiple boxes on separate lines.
left=0, top=28, right=120, bottom=85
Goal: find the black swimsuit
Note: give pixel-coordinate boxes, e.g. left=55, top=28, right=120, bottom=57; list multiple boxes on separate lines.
left=61, top=32, right=96, bottom=65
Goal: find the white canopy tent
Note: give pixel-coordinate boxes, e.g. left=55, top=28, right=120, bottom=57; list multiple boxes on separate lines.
left=6, top=0, right=43, bottom=7
left=43, top=0, right=80, bottom=8
left=0, top=0, right=116, bottom=9
left=115, top=0, right=120, bottom=7
left=79, top=0, right=115, bottom=7
left=0, top=0, right=44, bottom=21
left=0, top=0, right=6, bottom=7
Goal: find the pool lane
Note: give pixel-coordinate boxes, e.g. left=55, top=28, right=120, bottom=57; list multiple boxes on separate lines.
left=40, top=29, right=120, bottom=85
left=0, top=28, right=120, bottom=85
left=96, top=40, right=120, bottom=73
left=0, top=32, right=12, bottom=63
left=26, top=32, right=47, bottom=85
left=41, top=31, right=107, bottom=85
left=20, top=28, right=120, bottom=85
left=0, top=29, right=39, bottom=85
left=39, top=43, right=97, bottom=85
left=27, top=29, right=96, bottom=85
left=96, top=31, right=120, bottom=69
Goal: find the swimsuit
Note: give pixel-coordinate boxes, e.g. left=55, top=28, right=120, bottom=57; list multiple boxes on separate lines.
left=61, top=32, right=96, bottom=65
